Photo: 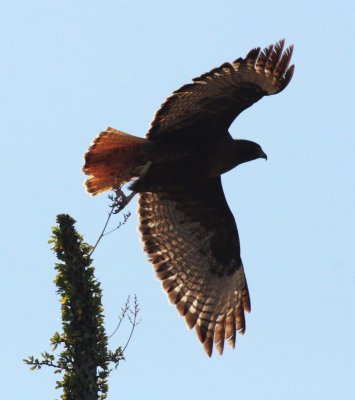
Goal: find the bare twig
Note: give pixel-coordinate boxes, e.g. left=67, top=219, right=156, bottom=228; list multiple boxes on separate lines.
left=89, top=187, right=135, bottom=256
left=108, top=296, right=131, bottom=340
left=103, top=211, right=131, bottom=237
left=122, top=295, right=140, bottom=353
left=107, top=295, right=140, bottom=353
left=89, top=208, right=114, bottom=256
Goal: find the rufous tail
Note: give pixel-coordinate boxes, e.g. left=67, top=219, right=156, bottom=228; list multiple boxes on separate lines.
left=83, top=127, right=150, bottom=195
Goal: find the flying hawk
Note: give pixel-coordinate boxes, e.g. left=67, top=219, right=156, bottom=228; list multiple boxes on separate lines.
left=83, top=39, right=294, bottom=356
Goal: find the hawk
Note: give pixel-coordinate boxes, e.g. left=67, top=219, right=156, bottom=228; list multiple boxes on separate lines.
left=83, top=39, right=294, bottom=356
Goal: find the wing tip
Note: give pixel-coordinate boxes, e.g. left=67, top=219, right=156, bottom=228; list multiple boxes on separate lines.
left=256, top=39, right=295, bottom=93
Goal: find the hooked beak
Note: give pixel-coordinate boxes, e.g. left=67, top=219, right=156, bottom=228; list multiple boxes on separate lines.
left=258, top=149, right=267, bottom=160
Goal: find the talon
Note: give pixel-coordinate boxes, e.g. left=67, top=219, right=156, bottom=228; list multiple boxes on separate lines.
left=114, top=187, right=137, bottom=208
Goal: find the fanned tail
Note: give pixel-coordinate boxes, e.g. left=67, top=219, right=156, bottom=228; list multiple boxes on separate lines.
left=83, top=127, right=151, bottom=195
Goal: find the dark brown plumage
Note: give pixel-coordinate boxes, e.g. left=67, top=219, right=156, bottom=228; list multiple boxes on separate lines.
left=83, top=39, right=294, bottom=356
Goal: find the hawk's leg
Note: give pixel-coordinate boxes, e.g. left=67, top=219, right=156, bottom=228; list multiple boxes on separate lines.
left=110, top=187, right=137, bottom=213
left=119, top=189, right=136, bottom=206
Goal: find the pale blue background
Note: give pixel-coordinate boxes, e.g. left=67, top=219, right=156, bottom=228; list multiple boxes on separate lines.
left=1, top=1, right=354, bottom=399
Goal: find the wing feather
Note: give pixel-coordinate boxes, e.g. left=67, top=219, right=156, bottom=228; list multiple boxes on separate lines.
left=138, top=177, right=250, bottom=356
left=147, top=39, right=294, bottom=140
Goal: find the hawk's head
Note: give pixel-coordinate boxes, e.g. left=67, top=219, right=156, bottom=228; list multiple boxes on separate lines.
left=234, top=139, right=267, bottom=166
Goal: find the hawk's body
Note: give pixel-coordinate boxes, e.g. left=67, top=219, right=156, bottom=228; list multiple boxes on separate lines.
left=83, top=40, right=294, bottom=356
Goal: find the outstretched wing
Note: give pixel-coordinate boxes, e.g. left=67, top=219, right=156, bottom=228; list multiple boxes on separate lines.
left=138, top=177, right=250, bottom=356
left=147, top=39, right=294, bottom=141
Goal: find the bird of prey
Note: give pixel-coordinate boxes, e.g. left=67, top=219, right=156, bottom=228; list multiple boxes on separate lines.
left=83, top=39, right=294, bottom=356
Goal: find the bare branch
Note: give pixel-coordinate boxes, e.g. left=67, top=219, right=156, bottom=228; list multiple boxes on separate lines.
left=108, top=296, right=131, bottom=340
left=108, top=295, right=140, bottom=353
left=122, top=295, right=140, bottom=353
left=89, top=187, right=135, bottom=256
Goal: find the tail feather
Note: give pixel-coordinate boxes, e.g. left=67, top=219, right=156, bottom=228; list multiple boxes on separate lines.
left=83, top=127, right=150, bottom=195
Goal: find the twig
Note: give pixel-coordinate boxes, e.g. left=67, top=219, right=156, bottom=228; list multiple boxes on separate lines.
left=107, top=295, right=140, bottom=353
left=108, top=297, right=131, bottom=340
left=103, top=212, right=131, bottom=237
left=89, top=208, right=114, bottom=256
left=122, top=295, right=140, bottom=353
left=89, top=187, right=135, bottom=256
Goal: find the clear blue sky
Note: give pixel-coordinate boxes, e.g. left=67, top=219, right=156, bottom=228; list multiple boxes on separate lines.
left=1, top=1, right=354, bottom=399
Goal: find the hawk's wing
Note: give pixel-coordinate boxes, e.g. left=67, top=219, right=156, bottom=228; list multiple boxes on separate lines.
left=147, top=39, right=294, bottom=141
left=139, top=177, right=250, bottom=356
